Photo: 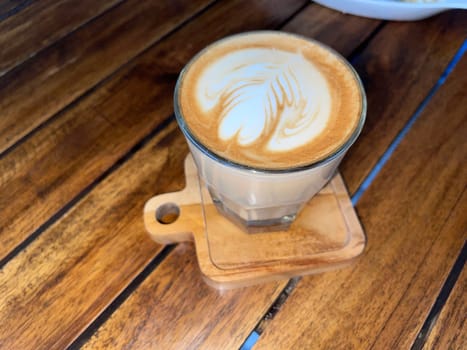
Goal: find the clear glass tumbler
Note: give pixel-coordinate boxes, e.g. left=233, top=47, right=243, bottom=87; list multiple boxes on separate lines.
left=174, top=33, right=366, bottom=232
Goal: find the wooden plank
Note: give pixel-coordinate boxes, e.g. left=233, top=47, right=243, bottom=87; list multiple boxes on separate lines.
left=341, top=10, right=467, bottom=193
left=0, top=0, right=32, bottom=21
left=0, top=0, right=305, bottom=261
left=0, top=1, right=378, bottom=266
left=0, top=0, right=124, bottom=75
left=0, top=0, right=215, bottom=155
left=283, top=4, right=380, bottom=57
left=372, top=191, right=467, bottom=349
left=0, top=123, right=183, bottom=350
left=423, top=262, right=467, bottom=350
left=0, top=0, right=24, bottom=14
left=79, top=9, right=466, bottom=348
left=80, top=6, right=384, bottom=350
left=0, top=0, right=216, bottom=262
left=254, top=53, right=467, bottom=349
left=278, top=8, right=467, bottom=196
left=145, top=162, right=365, bottom=289
left=0, top=1, right=306, bottom=348
left=81, top=243, right=285, bottom=350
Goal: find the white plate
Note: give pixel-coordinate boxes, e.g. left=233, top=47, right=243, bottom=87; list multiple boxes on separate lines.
left=314, top=0, right=467, bottom=21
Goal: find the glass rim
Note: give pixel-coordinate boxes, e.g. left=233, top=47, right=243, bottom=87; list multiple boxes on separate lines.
left=173, top=30, right=367, bottom=174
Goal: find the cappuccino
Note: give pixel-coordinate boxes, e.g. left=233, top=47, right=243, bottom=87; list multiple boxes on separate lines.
left=177, top=31, right=363, bottom=170
left=174, top=31, right=366, bottom=230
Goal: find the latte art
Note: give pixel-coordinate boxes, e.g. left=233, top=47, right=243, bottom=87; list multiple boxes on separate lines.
left=198, top=49, right=332, bottom=152
left=177, top=32, right=363, bottom=169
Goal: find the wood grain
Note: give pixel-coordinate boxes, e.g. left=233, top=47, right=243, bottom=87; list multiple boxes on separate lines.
left=0, top=123, right=185, bottom=350
left=373, top=190, right=467, bottom=350
left=0, top=0, right=32, bottom=21
left=0, top=0, right=214, bottom=154
left=0, top=0, right=379, bottom=265
left=0, top=1, right=382, bottom=348
left=79, top=5, right=386, bottom=349
left=283, top=4, right=381, bottom=57
left=81, top=243, right=285, bottom=350
left=0, top=0, right=124, bottom=75
left=3, top=2, right=462, bottom=349
left=145, top=157, right=365, bottom=288
left=0, top=0, right=305, bottom=261
left=341, top=10, right=467, bottom=193
left=0, top=0, right=305, bottom=348
left=0, top=0, right=216, bottom=262
left=423, top=259, right=467, bottom=350
left=254, top=53, right=467, bottom=350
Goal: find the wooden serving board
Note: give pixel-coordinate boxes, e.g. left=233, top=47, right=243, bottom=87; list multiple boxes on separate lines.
left=144, top=154, right=366, bottom=289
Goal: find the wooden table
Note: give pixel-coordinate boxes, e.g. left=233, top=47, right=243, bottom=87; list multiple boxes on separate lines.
left=0, top=1, right=465, bottom=349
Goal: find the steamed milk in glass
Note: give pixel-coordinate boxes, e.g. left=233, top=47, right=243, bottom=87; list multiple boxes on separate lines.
left=174, top=31, right=366, bottom=231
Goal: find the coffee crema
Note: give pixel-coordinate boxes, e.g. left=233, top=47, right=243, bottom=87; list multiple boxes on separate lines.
left=177, top=31, right=364, bottom=170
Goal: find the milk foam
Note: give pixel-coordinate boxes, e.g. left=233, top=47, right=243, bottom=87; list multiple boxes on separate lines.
left=178, top=32, right=363, bottom=169
left=197, top=49, right=332, bottom=152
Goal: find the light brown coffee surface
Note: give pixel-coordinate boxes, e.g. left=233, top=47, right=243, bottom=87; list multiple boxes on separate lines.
left=177, top=31, right=364, bottom=170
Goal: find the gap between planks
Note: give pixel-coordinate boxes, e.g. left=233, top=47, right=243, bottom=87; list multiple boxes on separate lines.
left=251, top=34, right=467, bottom=350
left=0, top=0, right=221, bottom=265
left=411, top=239, right=467, bottom=350
left=0, top=0, right=33, bottom=21
left=240, top=21, right=388, bottom=347
left=61, top=3, right=313, bottom=346
left=0, top=0, right=220, bottom=159
left=0, top=2, right=462, bottom=348
left=67, top=245, right=176, bottom=350
left=0, top=0, right=128, bottom=77
left=243, top=20, right=467, bottom=350
left=0, top=116, right=176, bottom=269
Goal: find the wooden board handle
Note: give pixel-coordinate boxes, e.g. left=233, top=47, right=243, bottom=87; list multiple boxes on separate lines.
left=144, top=155, right=204, bottom=244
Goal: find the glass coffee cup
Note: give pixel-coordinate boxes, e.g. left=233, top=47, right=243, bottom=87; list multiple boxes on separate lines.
left=174, top=31, right=366, bottom=232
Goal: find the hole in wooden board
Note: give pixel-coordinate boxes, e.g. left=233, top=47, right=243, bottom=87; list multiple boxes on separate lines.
left=156, top=203, right=180, bottom=224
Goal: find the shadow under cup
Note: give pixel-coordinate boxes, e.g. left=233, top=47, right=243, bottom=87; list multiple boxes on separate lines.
left=174, top=34, right=366, bottom=233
